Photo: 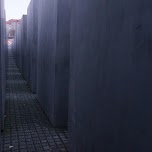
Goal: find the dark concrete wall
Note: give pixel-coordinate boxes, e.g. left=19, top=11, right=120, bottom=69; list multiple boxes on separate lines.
left=22, top=17, right=27, bottom=80
left=1, top=9, right=6, bottom=132
left=14, top=15, right=27, bottom=79
left=37, top=0, right=70, bottom=127
left=0, top=0, right=7, bottom=148
left=69, top=0, right=152, bottom=152
left=20, top=16, right=27, bottom=78
left=26, top=1, right=32, bottom=85
left=12, top=28, right=18, bottom=61
left=27, top=0, right=39, bottom=93
left=31, top=0, right=39, bottom=93
left=16, top=24, right=21, bottom=68
left=0, top=0, right=3, bottom=139
left=0, top=0, right=6, bottom=131
left=13, top=24, right=20, bottom=66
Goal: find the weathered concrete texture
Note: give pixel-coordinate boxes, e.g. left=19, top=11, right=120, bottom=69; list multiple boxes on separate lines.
left=69, top=1, right=152, bottom=152
left=16, top=23, right=21, bottom=68
left=26, top=0, right=39, bottom=93
left=12, top=25, right=19, bottom=64
left=37, top=0, right=70, bottom=127
left=0, top=0, right=7, bottom=132
left=20, top=16, right=27, bottom=80
left=13, top=15, right=27, bottom=80
left=0, top=1, right=7, bottom=150
left=26, top=1, right=32, bottom=86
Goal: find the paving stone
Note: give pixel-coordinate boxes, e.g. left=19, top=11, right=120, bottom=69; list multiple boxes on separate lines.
left=1, top=52, right=68, bottom=151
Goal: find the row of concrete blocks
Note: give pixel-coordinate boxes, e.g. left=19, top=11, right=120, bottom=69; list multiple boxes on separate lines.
left=12, top=0, right=152, bottom=151
left=0, top=0, right=7, bottom=149
left=12, top=0, right=69, bottom=128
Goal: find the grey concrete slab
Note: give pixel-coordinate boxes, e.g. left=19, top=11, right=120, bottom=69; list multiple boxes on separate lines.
left=26, top=1, right=32, bottom=86
left=37, top=0, right=70, bottom=127
left=22, top=16, right=28, bottom=80
left=30, top=0, right=39, bottom=93
left=19, top=16, right=27, bottom=80
left=13, top=16, right=27, bottom=81
left=0, top=0, right=3, bottom=138
left=27, top=0, right=39, bottom=93
left=69, top=0, right=152, bottom=151
left=13, top=23, right=19, bottom=60
left=0, top=0, right=6, bottom=132
left=16, top=23, right=21, bottom=68
left=0, top=1, right=7, bottom=149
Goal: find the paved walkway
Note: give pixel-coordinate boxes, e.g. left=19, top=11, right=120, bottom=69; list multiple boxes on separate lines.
left=1, top=53, right=68, bottom=152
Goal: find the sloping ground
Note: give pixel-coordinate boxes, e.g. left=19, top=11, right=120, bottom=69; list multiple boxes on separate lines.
left=1, top=52, right=68, bottom=152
